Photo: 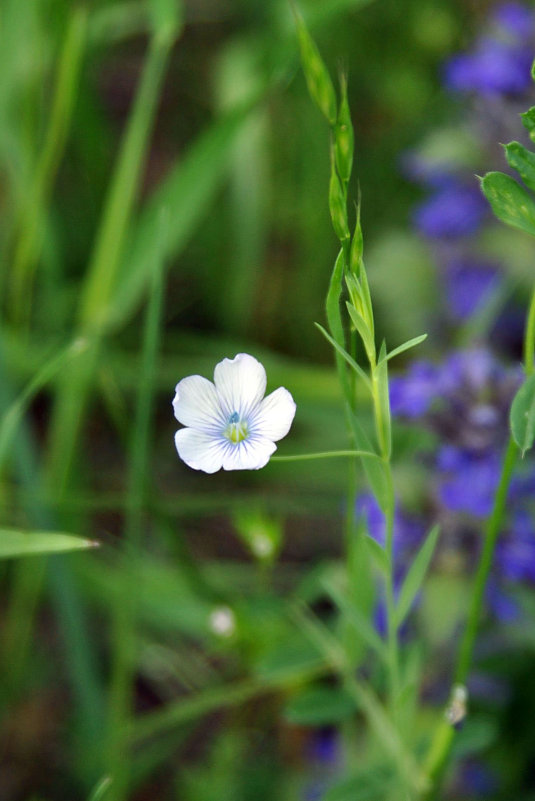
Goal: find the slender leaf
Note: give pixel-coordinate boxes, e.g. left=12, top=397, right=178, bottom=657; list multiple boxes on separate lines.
left=315, top=322, right=372, bottom=393
left=364, top=534, right=390, bottom=574
left=380, top=333, right=427, bottom=365
left=395, top=525, right=440, bottom=627
left=284, top=685, right=355, bottom=725
left=376, top=341, right=391, bottom=459
left=0, top=529, right=98, bottom=559
left=346, top=302, right=375, bottom=362
left=294, top=10, right=337, bottom=125
left=348, top=415, right=389, bottom=512
left=510, top=373, right=535, bottom=456
left=480, top=171, right=535, bottom=237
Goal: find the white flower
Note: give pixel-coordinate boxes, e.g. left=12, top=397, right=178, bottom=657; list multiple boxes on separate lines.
left=172, top=353, right=296, bottom=473
left=209, top=606, right=236, bottom=637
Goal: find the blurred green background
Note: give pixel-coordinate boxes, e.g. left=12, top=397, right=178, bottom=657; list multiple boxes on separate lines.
left=2, top=0, right=521, bottom=799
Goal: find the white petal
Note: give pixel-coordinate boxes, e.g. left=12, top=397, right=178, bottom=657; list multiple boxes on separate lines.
left=214, top=353, right=266, bottom=419
left=250, top=387, right=296, bottom=442
left=221, top=437, right=277, bottom=471
left=172, top=375, right=224, bottom=432
left=174, top=428, right=226, bottom=473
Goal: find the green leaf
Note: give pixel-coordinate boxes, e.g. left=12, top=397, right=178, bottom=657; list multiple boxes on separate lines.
left=346, top=302, right=375, bottom=362
left=322, top=576, right=386, bottom=660
left=284, top=685, right=355, bottom=726
left=380, top=333, right=427, bottom=365
left=395, top=524, right=440, bottom=627
left=504, top=141, right=535, bottom=193
left=521, top=107, right=535, bottom=144
left=480, top=171, right=535, bottom=237
left=348, top=416, right=389, bottom=512
left=329, top=159, right=349, bottom=241
left=0, top=529, right=98, bottom=559
left=510, top=372, right=535, bottom=456
left=376, top=341, right=391, bottom=459
left=364, top=534, right=390, bottom=574
left=335, top=73, right=353, bottom=184
left=326, top=249, right=346, bottom=346
left=315, top=322, right=372, bottom=393
left=294, top=11, right=337, bottom=125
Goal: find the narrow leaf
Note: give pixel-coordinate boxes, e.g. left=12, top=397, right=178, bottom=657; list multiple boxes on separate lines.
left=348, top=415, right=389, bottom=512
left=380, top=333, right=427, bottom=365
left=510, top=373, right=535, bottom=456
left=315, top=322, right=372, bottom=393
left=480, top=171, right=535, bottom=238
left=346, top=302, right=375, bottom=362
left=284, top=685, right=355, bottom=726
left=0, top=529, right=98, bottom=559
left=376, top=341, right=391, bottom=459
left=364, top=534, right=390, bottom=574
left=395, top=524, right=440, bottom=627
left=504, top=141, right=535, bottom=193
left=294, top=11, right=337, bottom=125
left=326, top=249, right=345, bottom=345
left=322, top=577, right=387, bottom=660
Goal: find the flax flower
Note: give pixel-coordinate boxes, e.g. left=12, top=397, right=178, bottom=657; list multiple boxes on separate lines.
left=173, top=353, right=296, bottom=473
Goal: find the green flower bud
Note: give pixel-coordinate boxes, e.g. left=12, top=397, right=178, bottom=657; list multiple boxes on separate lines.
left=335, top=75, right=354, bottom=184
left=296, top=14, right=337, bottom=126
left=329, top=163, right=350, bottom=243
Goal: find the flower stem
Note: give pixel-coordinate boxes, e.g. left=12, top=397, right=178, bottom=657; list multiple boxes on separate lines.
left=271, top=449, right=382, bottom=462
left=422, top=436, right=517, bottom=796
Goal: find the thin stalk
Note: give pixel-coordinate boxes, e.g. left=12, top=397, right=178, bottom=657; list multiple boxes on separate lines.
left=524, top=287, right=535, bottom=376
left=383, top=461, right=400, bottom=713
left=271, top=449, right=382, bottom=462
left=423, top=273, right=535, bottom=795
left=423, top=435, right=517, bottom=796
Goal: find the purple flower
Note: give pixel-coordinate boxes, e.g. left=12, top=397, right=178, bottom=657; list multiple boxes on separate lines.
left=437, top=446, right=502, bottom=517
left=389, top=361, right=441, bottom=418
left=486, top=579, right=521, bottom=621
left=413, top=180, right=488, bottom=239
left=443, top=259, right=501, bottom=320
left=493, top=2, right=535, bottom=41
left=497, top=510, right=535, bottom=582
left=356, top=493, right=425, bottom=556
left=444, top=37, right=533, bottom=96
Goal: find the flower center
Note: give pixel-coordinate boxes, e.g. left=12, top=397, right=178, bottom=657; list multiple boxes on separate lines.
left=224, top=411, right=249, bottom=444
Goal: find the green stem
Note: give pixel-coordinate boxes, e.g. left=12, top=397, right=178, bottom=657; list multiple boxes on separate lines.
left=383, top=462, right=400, bottom=712
left=423, top=436, right=517, bottom=796
left=271, top=449, right=382, bottom=462
left=524, top=287, right=535, bottom=376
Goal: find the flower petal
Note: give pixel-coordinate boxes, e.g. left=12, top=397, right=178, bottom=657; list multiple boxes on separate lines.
left=250, top=387, right=296, bottom=442
left=214, top=353, right=266, bottom=419
left=172, top=375, right=224, bottom=432
left=221, top=437, right=277, bottom=471
left=174, top=428, right=226, bottom=473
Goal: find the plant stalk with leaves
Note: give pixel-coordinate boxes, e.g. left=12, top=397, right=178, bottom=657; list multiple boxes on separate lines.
left=291, top=10, right=436, bottom=797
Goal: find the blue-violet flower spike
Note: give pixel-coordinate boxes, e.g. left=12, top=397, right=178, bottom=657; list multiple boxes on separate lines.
left=173, top=353, right=296, bottom=473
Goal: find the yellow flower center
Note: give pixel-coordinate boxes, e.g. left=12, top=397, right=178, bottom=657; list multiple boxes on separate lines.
left=225, top=412, right=249, bottom=444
